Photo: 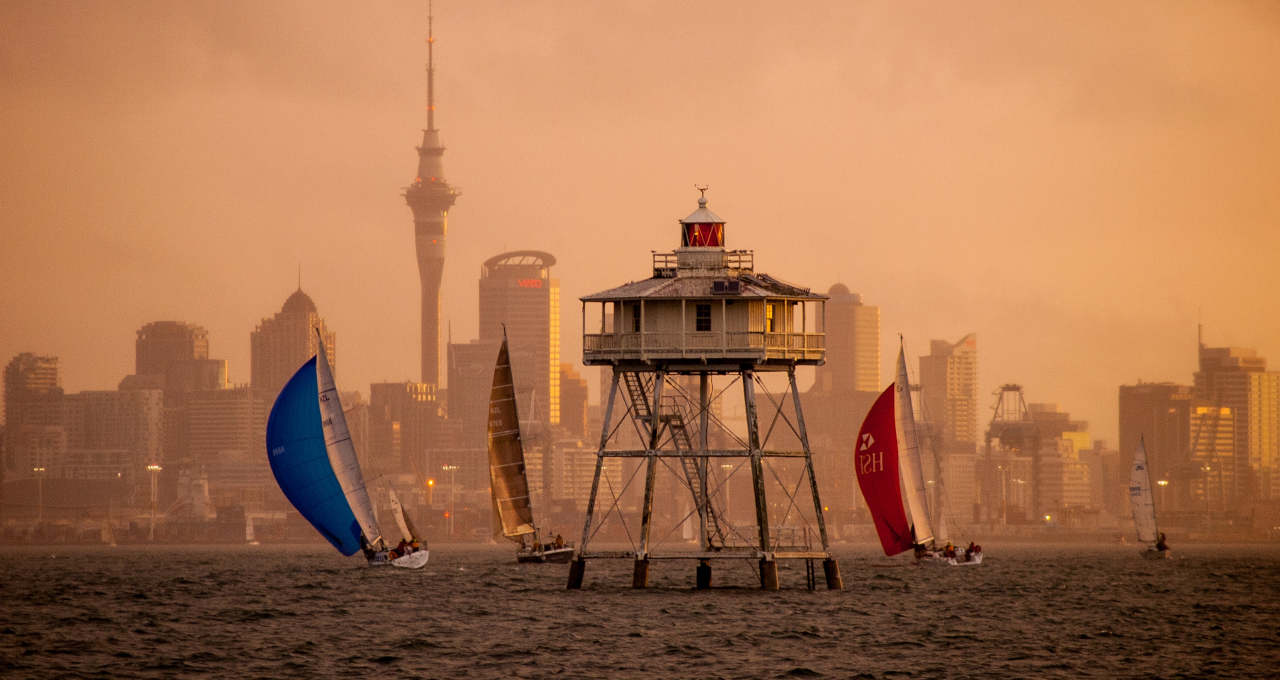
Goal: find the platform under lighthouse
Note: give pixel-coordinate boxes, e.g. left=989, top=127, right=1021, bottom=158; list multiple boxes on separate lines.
left=568, top=190, right=841, bottom=590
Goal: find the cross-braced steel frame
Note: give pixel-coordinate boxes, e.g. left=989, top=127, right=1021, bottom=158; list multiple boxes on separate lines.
left=566, top=363, right=842, bottom=591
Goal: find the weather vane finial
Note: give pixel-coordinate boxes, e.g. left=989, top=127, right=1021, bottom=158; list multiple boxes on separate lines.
left=695, top=184, right=709, bottom=207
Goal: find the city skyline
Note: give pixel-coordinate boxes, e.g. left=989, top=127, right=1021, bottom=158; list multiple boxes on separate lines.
left=3, top=1, right=1279, bottom=446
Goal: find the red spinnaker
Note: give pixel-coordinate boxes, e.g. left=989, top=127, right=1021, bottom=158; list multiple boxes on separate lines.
left=855, top=385, right=914, bottom=556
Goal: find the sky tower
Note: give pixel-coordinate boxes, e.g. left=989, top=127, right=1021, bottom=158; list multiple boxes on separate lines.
left=404, top=3, right=458, bottom=385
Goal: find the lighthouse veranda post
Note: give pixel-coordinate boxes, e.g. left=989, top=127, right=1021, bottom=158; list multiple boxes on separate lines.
left=568, top=190, right=842, bottom=591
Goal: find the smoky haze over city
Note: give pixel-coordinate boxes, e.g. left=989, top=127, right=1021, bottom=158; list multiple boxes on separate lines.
left=3, top=1, right=1279, bottom=442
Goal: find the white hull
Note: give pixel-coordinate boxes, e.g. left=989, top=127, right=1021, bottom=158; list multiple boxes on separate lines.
left=392, top=550, right=430, bottom=569
left=367, top=549, right=430, bottom=569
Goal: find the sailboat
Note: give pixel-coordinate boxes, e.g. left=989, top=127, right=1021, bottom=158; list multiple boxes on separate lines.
left=488, top=332, right=573, bottom=563
left=1130, top=436, right=1170, bottom=560
left=854, top=343, right=982, bottom=565
left=266, top=331, right=428, bottom=569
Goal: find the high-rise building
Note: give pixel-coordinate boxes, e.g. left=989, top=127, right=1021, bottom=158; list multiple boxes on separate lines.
left=815, top=284, right=879, bottom=393
left=1190, top=406, right=1235, bottom=513
left=368, top=381, right=441, bottom=479
left=3, top=353, right=64, bottom=478
left=1118, top=381, right=1194, bottom=511
left=184, top=386, right=266, bottom=465
left=135, top=321, right=209, bottom=376
left=1194, top=342, right=1266, bottom=506
left=403, top=8, right=458, bottom=385
left=919, top=334, right=979, bottom=449
left=1247, top=372, right=1280, bottom=500
left=559, top=364, right=589, bottom=439
left=478, top=251, right=560, bottom=427
left=250, top=288, right=335, bottom=398
left=62, top=389, right=164, bottom=493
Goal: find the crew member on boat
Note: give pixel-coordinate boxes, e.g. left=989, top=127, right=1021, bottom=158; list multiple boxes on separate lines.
left=1155, top=532, right=1168, bottom=552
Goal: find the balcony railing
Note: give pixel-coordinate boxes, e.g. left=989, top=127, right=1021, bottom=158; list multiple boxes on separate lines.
left=583, top=331, right=824, bottom=363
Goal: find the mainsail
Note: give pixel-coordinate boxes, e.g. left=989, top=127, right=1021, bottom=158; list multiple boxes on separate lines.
left=1129, top=436, right=1159, bottom=545
left=894, top=347, right=934, bottom=547
left=487, top=336, right=536, bottom=539
left=314, top=337, right=383, bottom=547
left=855, top=385, right=914, bottom=556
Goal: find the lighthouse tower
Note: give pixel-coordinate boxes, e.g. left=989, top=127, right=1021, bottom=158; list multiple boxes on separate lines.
left=403, top=5, right=458, bottom=385
left=569, top=190, right=842, bottom=591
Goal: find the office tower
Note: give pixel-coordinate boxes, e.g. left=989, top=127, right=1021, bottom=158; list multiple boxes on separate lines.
left=1118, top=382, right=1193, bottom=511
left=183, top=387, right=266, bottom=464
left=478, top=251, right=560, bottom=427
left=135, top=321, right=209, bottom=376
left=1190, top=406, right=1235, bottom=513
left=3, top=353, right=64, bottom=477
left=62, top=389, right=163, bottom=494
left=815, top=284, right=879, bottom=393
left=919, top=334, right=979, bottom=449
left=250, top=288, right=335, bottom=398
left=1248, top=372, right=1280, bottom=500
left=403, top=8, right=458, bottom=385
left=1194, top=341, right=1265, bottom=506
left=559, top=364, right=589, bottom=439
left=368, top=381, right=441, bottom=478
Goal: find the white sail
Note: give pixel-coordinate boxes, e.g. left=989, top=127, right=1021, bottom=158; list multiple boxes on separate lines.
left=315, top=338, right=384, bottom=547
left=1129, top=436, right=1159, bottom=545
left=389, top=489, right=413, bottom=541
left=894, top=346, right=934, bottom=547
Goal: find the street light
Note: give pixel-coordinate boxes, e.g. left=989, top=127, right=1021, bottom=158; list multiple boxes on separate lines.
left=1200, top=463, right=1212, bottom=529
left=32, top=466, right=46, bottom=526
left=146, top=464, right=163, bottom=541
left=426, top=478, right=436, bottom=507
left=1156, top=479, right=1169, bottom=511
left=442, top=464, right=459, bottom=538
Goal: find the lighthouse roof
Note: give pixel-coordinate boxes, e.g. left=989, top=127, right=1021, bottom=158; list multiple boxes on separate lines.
left=680, top=195, right=724, bottom=225
left=581, top=271, right=822, bottom=302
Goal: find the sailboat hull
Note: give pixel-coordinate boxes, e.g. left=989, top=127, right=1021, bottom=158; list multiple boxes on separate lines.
left=1141, top=548, right=1171, bottom=561
left=517, top=547, right=574, bottom=563
left=391, top=550, right=430, bottom=569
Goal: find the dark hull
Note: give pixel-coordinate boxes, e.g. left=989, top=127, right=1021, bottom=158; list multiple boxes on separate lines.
left=516, top=547, right=574, bottom=563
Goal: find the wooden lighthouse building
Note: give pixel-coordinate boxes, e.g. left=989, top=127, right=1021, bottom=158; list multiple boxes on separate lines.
left=568, top=190, right=842, bottom=590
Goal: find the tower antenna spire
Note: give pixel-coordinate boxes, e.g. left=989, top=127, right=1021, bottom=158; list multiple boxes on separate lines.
left=427, top=0, right=436, bottom=132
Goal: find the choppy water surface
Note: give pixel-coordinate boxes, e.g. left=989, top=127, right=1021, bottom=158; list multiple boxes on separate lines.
left=2, top=543, right=1276, bottom=678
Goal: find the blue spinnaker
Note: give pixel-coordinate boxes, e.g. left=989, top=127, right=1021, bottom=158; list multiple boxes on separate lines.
left=266, top=357, right=363, bottom=555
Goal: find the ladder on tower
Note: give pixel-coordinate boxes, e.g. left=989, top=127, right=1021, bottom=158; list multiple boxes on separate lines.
left=660, top=395, right=728, bottom=548
left=623, top=372, right=651, bottom=420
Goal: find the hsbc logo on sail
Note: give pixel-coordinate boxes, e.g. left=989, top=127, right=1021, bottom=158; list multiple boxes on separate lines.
left=858, top=434, right=885, bottom=474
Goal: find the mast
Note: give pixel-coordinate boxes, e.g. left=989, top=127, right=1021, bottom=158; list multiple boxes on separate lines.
left=895, top=341, right=934, bottom=547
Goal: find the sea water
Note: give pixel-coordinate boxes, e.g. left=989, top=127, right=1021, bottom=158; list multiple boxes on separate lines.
left=2, top=543, right=1276, bottom=678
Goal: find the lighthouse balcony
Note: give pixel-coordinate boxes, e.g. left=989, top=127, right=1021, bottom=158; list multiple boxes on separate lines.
left=582, top=329, right=825, bottom=366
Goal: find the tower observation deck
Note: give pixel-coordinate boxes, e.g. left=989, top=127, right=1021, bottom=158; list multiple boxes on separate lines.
left=568, top=191, right=841, bottom=591
left=403, top=4, right=458, bottom=385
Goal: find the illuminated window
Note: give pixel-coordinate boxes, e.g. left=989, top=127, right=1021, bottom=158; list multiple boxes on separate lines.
left=695, top=304, right=711, bottom=332
left=766, top=303, right=776, bottom=333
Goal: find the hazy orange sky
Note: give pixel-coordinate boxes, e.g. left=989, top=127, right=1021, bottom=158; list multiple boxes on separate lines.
left=2, top=1, right=1278, bottom=444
